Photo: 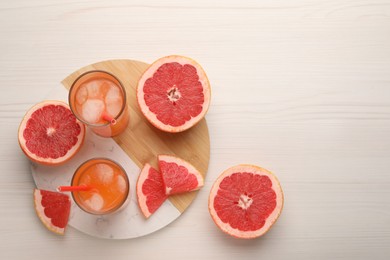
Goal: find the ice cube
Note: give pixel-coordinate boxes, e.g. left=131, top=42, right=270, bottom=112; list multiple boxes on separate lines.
left=106, top=102, right=122, bottom=117
left=95, top=164, right=114, bottom=184
left=76, top=86, right=88, bottom=105
left=81, top=99, right=105, bottom=123
left=105, top=85, right=121, bottom=104
left=85, top=80, right=101, bottom=98
left=116, top=175, right=127, bottom=193
left=104, top=84, right=123, bottom=117
left=85, top=193, right=104, bottom=211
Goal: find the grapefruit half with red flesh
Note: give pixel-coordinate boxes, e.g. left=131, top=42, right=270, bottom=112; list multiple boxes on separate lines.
left=158, top=155, right=204, bottom=195
left=137, top=55, right=211, bottom=133
left=18, top=100, right=85, bottom=165
left=208, top=165, right=284, bottom=239
left=137, top=163, right=168, bottom=218
left=33, top=189, right=71, bottom=235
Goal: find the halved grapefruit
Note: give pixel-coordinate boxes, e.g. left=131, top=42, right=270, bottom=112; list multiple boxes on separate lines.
left=208, top=165, right=284, bottom=239
left=158, top=155, right=204, bottom=195
left=136, top=163, right=168, bottom=218
left=33, top=189, right=71, bottom=235
left=137, top=55, right=211, bottom=133
left=18, top=100, right=85, bottom=165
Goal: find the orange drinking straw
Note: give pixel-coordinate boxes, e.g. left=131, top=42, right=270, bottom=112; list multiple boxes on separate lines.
left=57, top=185, right=92, bottom=192
left=101, top=112, right=117, bottom=125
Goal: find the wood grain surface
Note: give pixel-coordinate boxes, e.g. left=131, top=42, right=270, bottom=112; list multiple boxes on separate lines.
left=61, top=59, right=210, bottom=213
left=1, top=0, right=390, bottom=259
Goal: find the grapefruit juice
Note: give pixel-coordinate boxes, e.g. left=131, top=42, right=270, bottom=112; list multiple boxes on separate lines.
left=69, top=71, right=129, bottom=137
left=71, top=158, right=130, bottom=215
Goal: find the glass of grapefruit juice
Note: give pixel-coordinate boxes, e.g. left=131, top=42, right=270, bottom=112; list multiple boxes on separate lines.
left=68, top=70, right=129, bottom=137
left=71, top=158, right=130, bottom=215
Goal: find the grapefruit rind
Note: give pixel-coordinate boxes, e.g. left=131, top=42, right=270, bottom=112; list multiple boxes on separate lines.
left=18, top=100, right=85, bottom=165
left=158, top=154, right=204, bottom=195
left=208, top=165, right=284, bottom=239
left=136, top=164, right=151, bottom=218
left=33, top=189, right=69, bottom=235
left=136, top=163, right=168, bottom=218
left=137, top=55, right=211, bottom=133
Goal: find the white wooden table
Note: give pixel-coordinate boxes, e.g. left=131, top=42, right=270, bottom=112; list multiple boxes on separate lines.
left=1, top=1, right=389, bottom=259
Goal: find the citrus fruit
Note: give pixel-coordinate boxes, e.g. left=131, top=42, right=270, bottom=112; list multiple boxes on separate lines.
left=158, top=155, right=204, bottom=195
left=208, top=165, right=284, bottom=239
left=33, top=189, right=71, bottom=235
left=18, top=100, right=85, bottom=165
left=136, top=163, right=168, bottom=218
left=137, top=55, right=211, bottom=133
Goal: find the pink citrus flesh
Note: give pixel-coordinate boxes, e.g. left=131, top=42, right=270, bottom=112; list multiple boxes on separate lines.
left=137, top=55, right=211, bottom=133
left=136, top=163, right=168, bottom=218
left=208, top=165, right=284, bottom=239
left=158, top=155, right=204, bottom=195
left=33, top=189, right=71, bottom=235
left=18, top=100, right=85, bottom=165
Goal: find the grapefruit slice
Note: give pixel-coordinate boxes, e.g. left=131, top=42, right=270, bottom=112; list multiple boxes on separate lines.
left=137, top=55, right=211, bottom=133
left=158, top=155, right=204, bottom=195
left=18, top=100, right=85, bottom=165
left=208, top=165, right=284, bottom=239
left=136, top=163, right=168, bottom=218
left=33, top=189, right=71, bottom=235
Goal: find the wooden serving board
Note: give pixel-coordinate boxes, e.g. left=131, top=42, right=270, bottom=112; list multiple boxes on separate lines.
left=61, top=59, right=210, bottom=213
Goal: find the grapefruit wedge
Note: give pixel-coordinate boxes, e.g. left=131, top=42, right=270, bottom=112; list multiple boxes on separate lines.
left=158, top=155, right=204, bottom=195
left=18, top=100, right=85, bottom=165
left=137, top=55, right=211, bottom=133
left=208, top=165, right=284, bottom=239
left=136, top=163, right=168, bottom=218
left=33, top=189, right=71, bottom=235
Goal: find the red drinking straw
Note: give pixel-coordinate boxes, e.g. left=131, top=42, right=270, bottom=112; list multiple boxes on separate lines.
left=57, top=185, right=92, bottom=192
left=101, top=112, right=117, bottom=125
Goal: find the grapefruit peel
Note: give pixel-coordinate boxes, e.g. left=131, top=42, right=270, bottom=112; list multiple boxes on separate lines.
left=33, top=189, right=71, bottom=235
left=208, top=165, right=284, bottom=239
left=136, top=155, right=205, bottom=218
left=158, top=154, right=204, bottom=195
left=18, top=100, right=85, bottom=165
left=136, top=163, right=168, bottom=219
left=137, top=55, right=211, bottom=133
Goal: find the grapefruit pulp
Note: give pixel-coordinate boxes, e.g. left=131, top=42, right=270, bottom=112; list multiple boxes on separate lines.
left=137, top=55, right=211, bottom=133
left=208, top=165, right=284, bottom=239
left=158, top=155, right=204, bottom=195
left=33, top=189, right=71, bottom=235
left=136, top=163, right=168, bottom=218
left=18, top=100, right=85, bottom=165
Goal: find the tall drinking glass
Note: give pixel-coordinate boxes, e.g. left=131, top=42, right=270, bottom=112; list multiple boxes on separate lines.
left=69, top=70, right=129, bottom=137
